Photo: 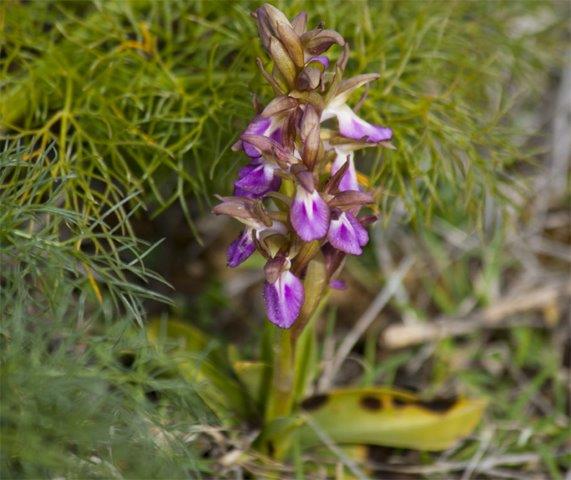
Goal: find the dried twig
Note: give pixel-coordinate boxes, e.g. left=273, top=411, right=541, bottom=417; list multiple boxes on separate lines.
left=302, top=414, right=370, bottom=480
left=369, top=452, right=543, bottom=475
left=530, top=53, right=571, bottom=233
left=319, top=257, right=415, bottom=390
left=461, top=428, right=494, bottom=480
left=382, top=279, right=571, bottom=348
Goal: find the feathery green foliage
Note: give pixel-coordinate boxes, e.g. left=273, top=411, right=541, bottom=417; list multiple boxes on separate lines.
left=0, top=144, right=212, bottom=478
left=0, top=142, right=167, bottom=322
left=2, top=0, right=565, bottom=233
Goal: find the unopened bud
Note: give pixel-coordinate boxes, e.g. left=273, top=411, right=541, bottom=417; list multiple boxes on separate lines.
left=291, top=12, right=308, bottom=36
left=301, top=29, right=345, bottom=55
left=276, top=22, right=304, bottom=68
left=300, top=106, right=321, bottom=170
left=269, top=36, right=297, bottom=87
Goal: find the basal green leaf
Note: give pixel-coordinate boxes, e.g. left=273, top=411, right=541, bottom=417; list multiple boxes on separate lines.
left=147, top=319, right=254, bottom=423
left=233, top=360, right=267, bottom=407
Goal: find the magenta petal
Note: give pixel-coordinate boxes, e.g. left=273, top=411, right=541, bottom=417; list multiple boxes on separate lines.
left=329, top=279, right=347, bottom=290
left=233, top=162, right=281, bottom=198
left=308, top=55, right=330, bottom=68
left=233, top=185, right=256, bottom=198
left=263, top=271, right=304, bottom=328
left=290, top=188, right=330, bottom=241
left=347, top=212, right=369, bottom=247
left=227, top=229, right=256, bottom=267
left=269, top=127, right=283, bottom=144
left=327, top=211, right=368, bottom=255
left=334, top=104, right=392, bottom=143
left=332, top=149, right=360, bottom=192
left=242, top=116, right=272, bottom=158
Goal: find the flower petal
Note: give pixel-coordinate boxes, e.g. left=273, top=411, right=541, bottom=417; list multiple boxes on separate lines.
left=241, top=116, right=273, bottom=158
left=329, top=279, right=347, bottom=290
left=327, top=211, right=368, bottom=255
left=326, top=104, right=392, bottom=143
left=269, top=127, right=283, bottom=144
left=233, top=162, right=281, bottom=198
left=264, top=271, right=304, bottom=328
left=332, top=148, right=359, bottom=192
left=290, top=187, right=330, bottom=241
left=227, top=229, right=256, bottom=267
left=347, top=212, right=369, bottom=247
left=307, top=55, right=329, bottom=68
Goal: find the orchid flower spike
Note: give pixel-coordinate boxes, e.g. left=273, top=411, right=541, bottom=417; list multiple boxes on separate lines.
left=213, top=3, right=394, bottom=328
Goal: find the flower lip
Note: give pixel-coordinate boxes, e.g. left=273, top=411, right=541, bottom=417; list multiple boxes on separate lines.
left=263, top=265, right=305, bottom=329
left=327, top=104, right=392, bottom=144
left=327, top=210, right=369, bottom=255
left=290, top=186, right=330, bottom=241
left=233, top=162, right=281, bottom=198
left=227, top=229, right=256, bottom=267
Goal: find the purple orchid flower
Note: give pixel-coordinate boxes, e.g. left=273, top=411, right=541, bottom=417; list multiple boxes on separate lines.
left=331, top=147, right=359, bottom=192
left=324, top=103, right=392, bottom=143
left=233, top=160, right=281, bottom=198
left=290, top=184, right=330, bottom=241
left=225, top=218, right=288, bottom=268
left=322, top=73, right=392, bottom=144
left=236, top=116, right=284, bottom=159
left=327, top=210, right=369, bottom=255
left=214, top=196, right=286, bottom=267
left=227, top=229, right=257, bottom=267
left=263, top=256, right=304, bottom=328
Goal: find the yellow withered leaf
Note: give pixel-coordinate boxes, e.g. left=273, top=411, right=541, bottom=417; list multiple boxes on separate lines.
left=298, top=387, right=487, bottom=451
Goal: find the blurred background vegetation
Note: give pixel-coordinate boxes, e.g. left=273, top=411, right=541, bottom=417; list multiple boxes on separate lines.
left=1, top=0, right=569, bottom=478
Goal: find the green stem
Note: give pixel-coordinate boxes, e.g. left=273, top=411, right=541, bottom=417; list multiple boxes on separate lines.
left=265, top=328, right=295, bottom=423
